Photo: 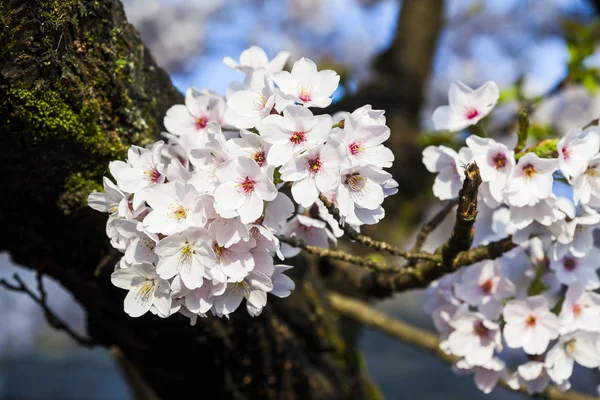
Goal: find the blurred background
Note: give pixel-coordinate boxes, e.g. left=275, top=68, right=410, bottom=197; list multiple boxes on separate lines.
left=2, top=0, right=600, bottom=398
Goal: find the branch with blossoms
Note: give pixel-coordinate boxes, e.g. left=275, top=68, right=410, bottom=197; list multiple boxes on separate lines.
left=84, top=46, right=600, bottom=398
left=329, top=292, right=598, bottom=400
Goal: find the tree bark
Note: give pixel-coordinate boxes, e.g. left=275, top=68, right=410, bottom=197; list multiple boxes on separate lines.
left=0, top=1, right=381, bottom=399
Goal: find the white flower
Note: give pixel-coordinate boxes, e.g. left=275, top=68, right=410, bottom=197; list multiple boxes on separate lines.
left=188, top=127, right=233, bottom=194
left=259, top=105, right=332, bottom=167
left=558, top=284, right=600, bottom=334
left=280, top=215, right=331, bottom=258
left=552, top=205, right=600, bottom=260
left=509, top=195, right=566, bottom=230
left=262, top=193, right=295, bottom=232
left=453, top=358, right=515, bottom=394
left=225, top=70, right=276, bottom=129
left=207, top=239, right=256, bottom=283
left=142, top=183, right=207, bottom=235
left=442, top=307, right=502, bottom=366
left=422, top=145, right=473, bottom=200
left=270, top=265, right=295, bottom=298
left=557, top=128, right=600, bottom=179
left=549, top=248, right=600, bottom=289
left=571, top=153, right=600, bottom=205
left=466, top=135, right=515, bottom=203
left=514, top=361, right=551, bottom=394
left=546, top=331, right=600, bottom=385
left=336, top=165, right=388, bottom=219
left=214, top=157, right=277, bottom=224
left=272, top=57, right=339, bottom=108
left=109, top=141, right=166, bottom=193
left=163, top=88, right=225, bottom=149
left=453, top=260, right=515, bottom=319
left=154, top=229, right=216, bottom=289
left=280, top=141, right=344, bottom=207
left=334, top=105, right=394, bottom=168
left=213, top=271, right=273, bottom=318
left=223, top=45, right=290, bottom=76
left=504, top=153, right=558, bottom=207
left=111, top=262, right=171, bottom=318
left=503, top=296, right=559, bottom=355
left=209, top=216, right=250, bottom=248
left=88, top=177, right=129, bottom=215
left=432, top=81, right=499, bottom=132
left=224, top=129, right=271, bottom=170
left=124, top=230, right=158, bottom=265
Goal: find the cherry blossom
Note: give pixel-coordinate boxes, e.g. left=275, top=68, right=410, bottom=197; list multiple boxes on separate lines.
left=503, top=296, right=559, bottom=355
left=225, top=70, right=277, bottom=129
left=558, top=284, right=600, bottom=335
left=422, top=145, right=473, bottom=200
left=272, top=57, right=339, bottom=108
left=111, top=262, right=171, bottom=318
left=223, top=45, right=290, bottom=76
left=214, top=157, right=277, bottom=223
left=432, top=81, right=499, bottom=132
left=546, top=331, right=600, bottom=386
left=259, top=105, right=332, bottom=167
left=109, top=141, right=166, bottom=194
left=549, top=248, right=600, bottom=289
left=504, top=153, right=558, bottom=207
left=280, top=141, right=344, bottom=207
left=557, top=128, right=600, bottom=179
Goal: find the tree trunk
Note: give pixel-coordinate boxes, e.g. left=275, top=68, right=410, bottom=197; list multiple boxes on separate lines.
left=0, top=1, right=381, bottom=398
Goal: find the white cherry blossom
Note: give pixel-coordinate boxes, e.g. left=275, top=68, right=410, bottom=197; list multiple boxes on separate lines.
left=504, top=153, right=558, bottom=207
left=558, top=284, right=600, bottom=335
left=111, top=262, right=171, bottom=318
left=557, top=128, right=600, bottom=179
left=109, top=141, right=166, bottom=193
left=422, top=145, right=473, bottom=200
left=225, top=70, right=277, bottom=129
left=549, top=248, right=600, bottom=289
left=272, top=57, right=339, bottom=108
left=503, top=295, right=559, bottom=355
left=223, top=45, right=290, bottom=76
left=432, top=81, right=499, bottom=132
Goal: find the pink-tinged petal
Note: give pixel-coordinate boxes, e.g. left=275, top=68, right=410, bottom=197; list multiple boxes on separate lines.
left=432, top=105, right=469, bottom=132
left=291, top=177, right=319, bottom=207
left=214, top=182, right=246, bottom=211
left=503, top=300, right=529, bottom=323
left=271, top=273, right=295, bottom=298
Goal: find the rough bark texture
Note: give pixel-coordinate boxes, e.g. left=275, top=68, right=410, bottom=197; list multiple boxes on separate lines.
left=0, top=1, right=380, bottom=399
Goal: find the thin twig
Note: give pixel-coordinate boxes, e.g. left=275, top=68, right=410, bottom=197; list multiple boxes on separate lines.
left=329, top=292, right=597, bottom=400
left=318, top=194, right=442, bottom=263
left=277, top=235, right=393, bottom=272
left=0, top=273, right=95, bottom=347
left=410, top=199, right=458, bottom=252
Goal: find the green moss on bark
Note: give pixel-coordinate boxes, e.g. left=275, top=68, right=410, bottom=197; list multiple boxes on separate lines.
left=0, top=0, right=181, bottom=213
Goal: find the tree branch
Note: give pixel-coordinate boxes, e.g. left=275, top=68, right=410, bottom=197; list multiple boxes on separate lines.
left=329, top=292, right=598, bottom=400
left=318, top=195, right=442, bottom=263
left=0, top=272, right=95, bottom=347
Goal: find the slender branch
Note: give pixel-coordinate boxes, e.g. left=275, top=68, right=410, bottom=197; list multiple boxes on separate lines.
left=410, top=199, right=458, bottom=252
left=0, top=273, right=95, bottom=347
left=318, top=194, right=441, bottom=263
left=329, top=292, right=598, bottom=400
left=441, top=163, right=482, bottom=267
left=452, top=237, right=517, bottom=270
left=277, top=235, right=394, bottom=272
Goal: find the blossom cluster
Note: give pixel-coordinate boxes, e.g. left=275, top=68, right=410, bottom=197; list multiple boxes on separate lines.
left=424, top=81, right=600, bottom=394
left=88, top=46, right=396, bottom=322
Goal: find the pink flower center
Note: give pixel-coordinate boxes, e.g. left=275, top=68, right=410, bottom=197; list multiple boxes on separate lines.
left=238, top=176, right=256, bottom=195
left=298, top=85, right=313, bottom=103
left=480, top=278, right=494, bottom=294
left=345, top=173, right=365, bottom=191
left=523, top=163, right=536, bottom=178
left=349, top=141, right=362, bottom=156
left=561, top=146, right=570, bottom=160
left=466, top=108, right=479, bottom=120
left=573, top=304, right=582, bottom=316
left=290, top=131, right=306, bottom=145
left=308, top=157, right=322, bottom=174
left=563, top=257, right=578, bottom=271
left=526, top=315, right=537, bottom=327
left=195, top=116, right=208, bottom=129
left=474, top=322, right=489, bottom=338
left=253, top=151, right=266, bottom=167
left=492, top=153, right=507, bottom=169
left=144, top=168, right=162, bottom=184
